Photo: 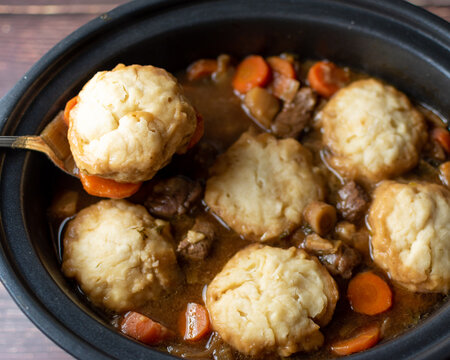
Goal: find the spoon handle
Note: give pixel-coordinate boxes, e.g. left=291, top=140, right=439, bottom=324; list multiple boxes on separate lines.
left=0, top=135, right=46, bottom=151
left=0, top=134, right=78, bottom=177
left=0, top=136, right=26, bottom=148
left=0, top=135, right=66, bottom=170
left=0, top=112, right=78, bottom=177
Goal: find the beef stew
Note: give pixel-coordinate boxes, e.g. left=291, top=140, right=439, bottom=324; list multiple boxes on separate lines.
left=50, top=54, right=449, bottom=359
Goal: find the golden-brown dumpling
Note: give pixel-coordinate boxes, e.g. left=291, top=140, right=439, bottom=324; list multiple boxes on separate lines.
left=205, top=132, right=324, bottom=242
left=62, top=199, right=181, bottom=312
left=206, top=244, right=338, bottom=357
left=369, top=181, right=450, bottom=293
left=321, top=78, right=426, bottom=182
left=68, top=64, right=197, bottom=183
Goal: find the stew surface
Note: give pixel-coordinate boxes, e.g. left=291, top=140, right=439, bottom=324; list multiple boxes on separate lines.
left=49, top=54, right=448, bottom=359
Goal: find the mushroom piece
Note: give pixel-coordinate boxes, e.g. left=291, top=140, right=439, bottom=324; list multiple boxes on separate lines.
left=304, top=201, right=337, bottom=236
left=244, top=87, right=280, bottom=128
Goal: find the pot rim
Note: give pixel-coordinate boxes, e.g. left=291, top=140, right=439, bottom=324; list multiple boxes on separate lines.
left=0, top=1, right=449, bottom=359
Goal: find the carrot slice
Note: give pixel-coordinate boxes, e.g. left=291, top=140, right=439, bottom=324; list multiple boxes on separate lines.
left=178, top=303, right=211, bottom=342
left=187, top=59, right=218, bottom=81
left=431, top=127, right=450, bottom=154
left=347, top=272, right=392, bottom=315
left=331, top=324, right=381, bottom=356
left=267, top=56, right=296, bottom=79
left=307, top=61, right=349, bottom=98
left=232, top=55, right=271, bottom=94
left=79, top=173, right=142, bottom=199
left=121, top=311, right=174, bottom=345
left=63, top=96, right=78, bottom=126
left=186, top=113, right=205, bottom=150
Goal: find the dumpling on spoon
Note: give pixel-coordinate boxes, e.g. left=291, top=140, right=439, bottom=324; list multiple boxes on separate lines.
left=66, top=64, right=200, bottom=197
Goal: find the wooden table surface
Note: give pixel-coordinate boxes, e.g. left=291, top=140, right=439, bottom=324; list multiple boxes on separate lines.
left=0, top=1, right=448, bottom=359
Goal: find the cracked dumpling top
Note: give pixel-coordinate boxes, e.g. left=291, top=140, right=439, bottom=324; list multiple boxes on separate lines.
left=62, top=199, right=181, bottom=312
left=204, top=132, right=324, bottom=242
left=206, top=244, right=338, bottom=357
left=68, top=64, right=197, bottom=183
left=369, top=181, right=450, bottom=293
left=321, top=78, right=426, bottom=183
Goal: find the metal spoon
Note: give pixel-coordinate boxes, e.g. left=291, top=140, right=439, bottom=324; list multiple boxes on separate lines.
left=0, top=111, right=78, bottom=177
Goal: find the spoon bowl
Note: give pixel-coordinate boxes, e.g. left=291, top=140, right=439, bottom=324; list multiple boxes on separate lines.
left=0, top=112, right=78, bottom=177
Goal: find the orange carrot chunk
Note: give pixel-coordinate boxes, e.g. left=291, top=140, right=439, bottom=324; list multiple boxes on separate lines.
left=347, top=271, right=392, bottom=315
left=79, top=173, right=142, bottom=199
left=331, top=324, right=381, bottom=356
left=179, top=303, right=211, bottom=342
left=63, top=96, right=78, bottom=126
left=267, top=56, right=296, bottom=79
left=307, top=61, right=349, bottom=98
left=121, top=311, right=174, bottom=345
left=431, top=127, right=450, bottom=154
left=186, top=113, right=205, bottom=150
left=232, top=55, right=271, bottom=94
left=187, top=59, right=218, bottom=81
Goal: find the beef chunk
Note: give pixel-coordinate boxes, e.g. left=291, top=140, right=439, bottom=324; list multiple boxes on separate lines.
left=302, top=233, right=361, bottom=279
left=337, top=181, right=370, bottom=222
left=168, top=141, right=219, bottom=180
left=271, top=87, right=317, bottom=138
left=145, top=177, right=202, bottom=219
left=423, top=137, right=446, bottom=162
left=319, top=243, right=361, bottom=279
left=177, top=218, right=215, bottom=261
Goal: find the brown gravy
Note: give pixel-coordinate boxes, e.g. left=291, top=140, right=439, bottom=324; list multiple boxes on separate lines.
left=49, top=57, right=448, bottom=359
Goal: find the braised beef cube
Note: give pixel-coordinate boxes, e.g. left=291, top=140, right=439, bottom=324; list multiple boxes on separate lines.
left=423, top=138, right=446, bottom=162
left=177, top=218, right=215, bottom=261
left=319, top=243, right=361, bottom=279
left=145, top=177, right=202, bottom=219
left=301, top=233, right=361, bottom=279
left=271, top=87, right=317, bottom=138
left=187, top=141, right=220, bottom=180
left=337, top=181, right=370, bottom=222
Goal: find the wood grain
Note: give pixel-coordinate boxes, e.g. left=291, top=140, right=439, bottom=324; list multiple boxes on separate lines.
left=0, top=1, right=448, bottom=359
left=0, top=0, right=127, bottom=98
left=0, top=1, right=449, bottom=98
left=0, top=291, right=73, bottom=359
left=0, top=291, right=72, bottom=360
left=0, top=2, right=126, bottom=359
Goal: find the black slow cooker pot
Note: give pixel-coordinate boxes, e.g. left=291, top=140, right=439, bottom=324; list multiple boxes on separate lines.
left=0, top=1, right=449, bottom=359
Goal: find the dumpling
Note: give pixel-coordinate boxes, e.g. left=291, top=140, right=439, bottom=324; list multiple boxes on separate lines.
left=62, top=199, right=181, bottom=312
left=206, top=244, right=338, bottom=356
left=68, top=64, right=197, bottom=183
left=369, top=181, right=450, bottom=293
left=321, top=78, right=426, bottom=182
left=205, top=132, right=324, bottom=242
